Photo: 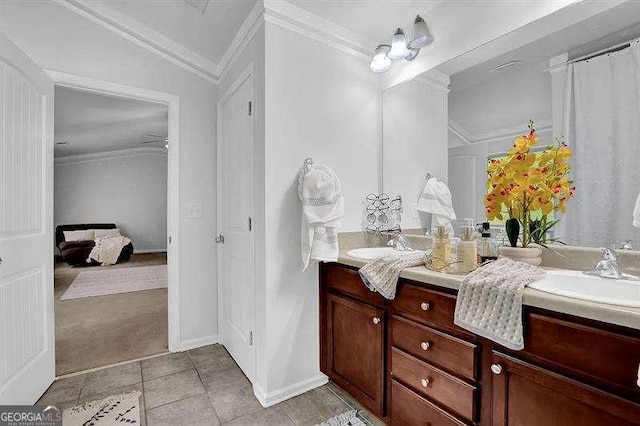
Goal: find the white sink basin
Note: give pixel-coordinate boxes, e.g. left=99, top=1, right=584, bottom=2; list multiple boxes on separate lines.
left=529, top=269, right=640, bottom=307
left=346, top=247, right=424, bottom=261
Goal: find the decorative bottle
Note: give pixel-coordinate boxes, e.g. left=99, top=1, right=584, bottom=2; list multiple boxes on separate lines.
left=457, top=221, right=478, bottom=274
left=432, top=225, right=451, bottom=272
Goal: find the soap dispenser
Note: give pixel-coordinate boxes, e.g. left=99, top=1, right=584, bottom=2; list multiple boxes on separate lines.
left=478, top=222, right=498, bottom=264
left=432, top=225, right=451, bottom=272
left=457, top=219, right=478, bottom=274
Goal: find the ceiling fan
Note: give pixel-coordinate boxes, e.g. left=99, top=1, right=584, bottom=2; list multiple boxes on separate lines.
left=141, top=134, right=168, bottom=149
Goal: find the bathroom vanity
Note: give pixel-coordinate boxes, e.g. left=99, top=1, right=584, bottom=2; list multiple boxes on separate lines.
left=319, top=259, right=640, bottom=425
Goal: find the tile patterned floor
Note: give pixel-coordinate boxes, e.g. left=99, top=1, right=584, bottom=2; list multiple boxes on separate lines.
left=37, top=344, right=387, bottom=425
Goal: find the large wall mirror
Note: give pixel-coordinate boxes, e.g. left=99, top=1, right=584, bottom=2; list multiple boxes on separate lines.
left=382, top=1, right=640, bottom=249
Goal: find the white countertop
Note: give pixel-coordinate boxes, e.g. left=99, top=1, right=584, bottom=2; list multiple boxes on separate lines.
left=337, top=250, right=640, bottom=331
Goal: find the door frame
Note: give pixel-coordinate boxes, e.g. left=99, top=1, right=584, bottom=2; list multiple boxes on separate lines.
left=216, top=62, right=256, bottom=380
left=46, top=70, right=181, bottom=352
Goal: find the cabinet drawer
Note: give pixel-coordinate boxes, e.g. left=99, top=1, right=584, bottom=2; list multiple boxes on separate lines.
left=391, top=380, right=467, bottom=426
left=524, top=312, right=640, bottom=397
left=392, top=315, right=477, bottom=381
left=392, top=283, right=459, bottom=330
left=322, top=264, right=385, bottom=307
left=391, top=347, right=476, bottom=422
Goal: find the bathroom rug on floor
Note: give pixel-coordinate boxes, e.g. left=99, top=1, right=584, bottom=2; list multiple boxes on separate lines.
left=63, top=390, right=141, bottom=425
left=318, top=410, right=367, bottom=426
left=60, top=265, right=167, bottom=300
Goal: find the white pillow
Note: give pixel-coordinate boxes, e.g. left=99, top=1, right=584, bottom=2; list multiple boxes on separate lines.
left=93, top=228, right=121, bottom=238
left=63, top=229, right=94, bottom=241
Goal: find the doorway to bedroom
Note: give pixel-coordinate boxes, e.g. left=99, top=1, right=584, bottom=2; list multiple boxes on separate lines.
left=53, top=85, right=169, bottom=375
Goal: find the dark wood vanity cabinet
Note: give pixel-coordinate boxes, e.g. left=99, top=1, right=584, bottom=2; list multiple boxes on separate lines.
left=325, top=293, right=385, bottom=414
left=319, top=262, right=640, bottom=425
left=491, top=352, right=640, bottom=426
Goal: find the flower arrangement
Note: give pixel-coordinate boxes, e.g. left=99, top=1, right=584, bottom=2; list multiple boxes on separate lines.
left=485, top=121, right=575, bottom=248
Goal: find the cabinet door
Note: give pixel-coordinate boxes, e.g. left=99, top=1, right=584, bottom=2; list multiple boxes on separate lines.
left=327, top=294, right=385, bottom=415
left=491, top=352, right=640, bottom=426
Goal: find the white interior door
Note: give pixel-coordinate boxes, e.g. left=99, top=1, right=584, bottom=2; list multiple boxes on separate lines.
left=218, top=72, right=255, bottom=381
left=0, top=33, right=55, bottom=403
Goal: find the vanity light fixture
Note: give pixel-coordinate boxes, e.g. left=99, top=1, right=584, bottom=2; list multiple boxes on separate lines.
left=369, top=15, right=434, bottom=73
left=388, top=28, right=411, bottom=60
left=370, top=44, right=393, bottom=73
left=409, top=15, right=434, bottom=49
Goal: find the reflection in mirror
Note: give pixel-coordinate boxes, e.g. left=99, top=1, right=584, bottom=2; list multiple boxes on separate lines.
left=383, top=2, right=640, bottom=249
left=382, top=72, right=449, bottom=233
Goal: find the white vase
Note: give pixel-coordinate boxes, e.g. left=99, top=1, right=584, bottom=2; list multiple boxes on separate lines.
left=499, top=245, right=543, bottom=266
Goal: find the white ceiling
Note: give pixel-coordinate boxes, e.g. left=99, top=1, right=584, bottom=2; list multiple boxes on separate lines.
left=54, top=87, right=168, bottom=157
left=445, top=1, right=640, bottom=143
left=288, top=0, right=444, bottom=47
left=106, top=0, right=257, bottom=65
left=445, top=1, right=640, bottom=94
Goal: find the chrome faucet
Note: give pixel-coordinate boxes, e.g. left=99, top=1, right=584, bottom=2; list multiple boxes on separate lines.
left=584, top=246, right=622, bottom=279
left=387, top=233, right=414, bottom=252
left=617, top=240, right=634, bottom=250
left=584, top=246, right=640, bottom=281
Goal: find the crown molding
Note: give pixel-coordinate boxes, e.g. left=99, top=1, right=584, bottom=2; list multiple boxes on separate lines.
left=262, top=0, right=374, bottom=62
left=449, top=119, right=554, bottom=147
left=448, top=119, right=472, bottom=144
left=414, top=70, right=450, bottom=94
left=473, top=119, right=553, bottom=144
left=218, top=1, right=265, bottom=82
left=547, top=53, right=569, bottom=74
left=55, top=147, right=167, bottom=165
left=53, top=0, right=220, bottom=84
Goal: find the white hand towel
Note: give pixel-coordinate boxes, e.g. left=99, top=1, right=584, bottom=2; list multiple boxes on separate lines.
left=359, top=252, right=426, bottom=300
left=417, top=177, right=457, bottom=235
left=633, top=193, right=640, bottom=228
left=454, top=257, right=545, bottom=350
left=298, top=160, right=344, bottom=271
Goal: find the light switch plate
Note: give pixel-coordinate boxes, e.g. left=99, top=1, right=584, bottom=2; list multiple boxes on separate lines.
left=187, top=202, right=203, bottom=218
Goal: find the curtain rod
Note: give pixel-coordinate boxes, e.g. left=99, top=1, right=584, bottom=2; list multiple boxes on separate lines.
left=570, top=37, right=639, bottom=64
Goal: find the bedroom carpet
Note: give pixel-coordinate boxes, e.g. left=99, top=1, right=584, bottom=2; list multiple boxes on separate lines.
left=61, top=264, right=168, bottom=300
left=55, top=253, right=168, bottom=376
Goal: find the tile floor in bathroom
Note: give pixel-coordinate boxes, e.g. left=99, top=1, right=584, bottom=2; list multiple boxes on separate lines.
left=37, top=344, right=385, bottom=425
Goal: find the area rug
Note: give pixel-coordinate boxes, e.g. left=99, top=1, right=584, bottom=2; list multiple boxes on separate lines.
left=318, top=410, right=367, bottom=426
left=61, top=265, right=167, bottom=300
left=63, top=390, right=141, bottom=425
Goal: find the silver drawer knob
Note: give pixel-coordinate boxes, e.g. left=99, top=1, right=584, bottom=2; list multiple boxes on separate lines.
left=420, top=378, right=430, bottom=388
left=420, top=302, right=430, bottom=311
left=491, top=364, right=503, bottom=375
left=420, top=341, right=431, bottom=351
left=373, top=317, right=381, bottom=325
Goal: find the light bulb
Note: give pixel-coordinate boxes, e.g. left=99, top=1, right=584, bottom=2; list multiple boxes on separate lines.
left=409, top=15, right=434, bottom=50
left=388, top=28, right=410, bottom=60
left=369, top=44, right=392, bottom=73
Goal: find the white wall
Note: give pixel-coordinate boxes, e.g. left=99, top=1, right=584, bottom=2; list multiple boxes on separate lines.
left=1, top=1, right=218, bottom=349
left=382, top=75, right=449, bottom=230
left=259, top=21, right=380, bottom=402
left=449, top=65, right=552, bottom=138
left=55, top=152, right=167, bottom=252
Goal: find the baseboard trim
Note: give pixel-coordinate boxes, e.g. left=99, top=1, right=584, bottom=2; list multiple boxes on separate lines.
left=253, top=373, right=329, bottom=408
left=177, top=335, right=220, bottom=352
left=133, top=249, right=167, bottom=254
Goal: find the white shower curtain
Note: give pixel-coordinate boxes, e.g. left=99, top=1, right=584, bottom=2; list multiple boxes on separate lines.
left=560, top=39, right=640, bottom=247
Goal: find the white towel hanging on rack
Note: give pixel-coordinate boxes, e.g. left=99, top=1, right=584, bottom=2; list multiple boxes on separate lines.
left=297, top=158, right=344, bottom=270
